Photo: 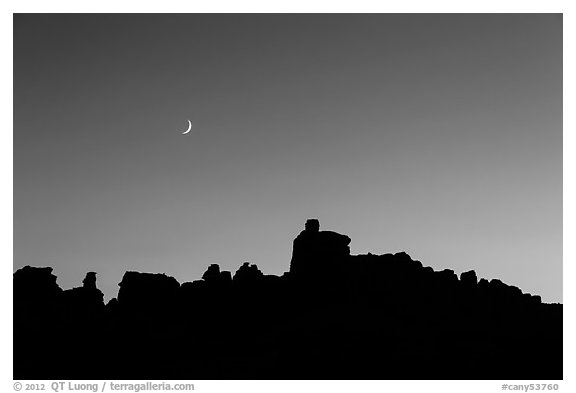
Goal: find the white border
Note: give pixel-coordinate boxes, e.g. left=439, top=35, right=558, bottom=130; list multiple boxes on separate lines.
left=3, top=2, right=572, bottom=392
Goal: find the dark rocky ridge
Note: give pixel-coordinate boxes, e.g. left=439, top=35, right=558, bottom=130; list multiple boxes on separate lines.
left=14, top=219, right=562, bottom=379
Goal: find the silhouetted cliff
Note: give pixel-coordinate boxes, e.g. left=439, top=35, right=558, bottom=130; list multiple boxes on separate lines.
left=13, top=220, right=562, bottom=380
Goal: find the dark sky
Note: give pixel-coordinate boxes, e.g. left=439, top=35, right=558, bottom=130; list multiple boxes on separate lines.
left=14, top=14, right=562, bottom=302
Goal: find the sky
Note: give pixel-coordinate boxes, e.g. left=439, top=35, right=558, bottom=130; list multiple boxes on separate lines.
left=13, top=14, right=562, bottom=302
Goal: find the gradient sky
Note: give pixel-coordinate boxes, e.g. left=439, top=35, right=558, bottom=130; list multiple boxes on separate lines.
left=14, top=14, right=562, bottom=302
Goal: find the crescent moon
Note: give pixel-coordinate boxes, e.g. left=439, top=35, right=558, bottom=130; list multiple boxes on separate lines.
left=182, top=120, right=192, bottom=134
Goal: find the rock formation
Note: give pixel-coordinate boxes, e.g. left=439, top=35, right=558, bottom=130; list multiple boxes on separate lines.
left=13, top=219, right=562, bottom=380
left=289, top=218, right=351, bottom=280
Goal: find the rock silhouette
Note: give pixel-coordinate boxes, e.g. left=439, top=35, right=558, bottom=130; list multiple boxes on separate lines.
left=13, top=220, right=562, bottom=380
left=290, top=218, right=351, bottom=279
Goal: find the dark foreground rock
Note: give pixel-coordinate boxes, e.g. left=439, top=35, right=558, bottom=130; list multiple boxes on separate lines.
left=13, top=220, right=562, bottom=380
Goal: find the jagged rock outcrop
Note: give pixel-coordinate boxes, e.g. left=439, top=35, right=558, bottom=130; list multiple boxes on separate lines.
left=62, top=272, right=106, bottom=329
left=14, top=267, right=108, bottom=379
left=289, top=218, right=351, bottom=282
left=202, top=263, right=232, bottom=284
left=116, top=271, right=180, bottom=317
left=460, top=269, right=478, bottom=287
left=63, top=272, right=105, bottom=308
left=233, top=262, right=263, bottom=283
left=13, top=265, right=62, bottom=305
left=83, top=271, right=97, bottom=289
left=12, top=219, right=562, bottom=380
